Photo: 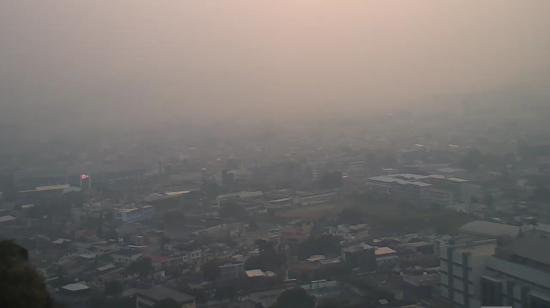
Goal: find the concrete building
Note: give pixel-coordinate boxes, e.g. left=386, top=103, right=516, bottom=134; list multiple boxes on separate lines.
left=216, top=191, right=264, bottom=206
left=112, top=249, right=143, bottom=265
left=294, top=191, right=338, bottom=206
left=439, top=239, right=497, bottom=308
left=375, top=247, right=399, bottom=267
left=481, top=234, right=550, bottom=307
left=115, top=206, right=154, bottom=223
left=458, top=220, right=520, bottom=239
left=367, top=175, right=453, bottom=206
left=403, top=273, right=439, bottom=302
left=218, top=262, right=245, bottom=281
left=341, top=243, right=376, bottom=271
left=301, top=280, right=342, bottom=300
left=136, top=286, right=195, bottom=308
left=367, top=173, right=479, bottom=206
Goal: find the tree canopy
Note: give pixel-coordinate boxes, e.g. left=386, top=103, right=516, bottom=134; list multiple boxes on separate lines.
left=294, top=235, right=341, bottom=260
left=244, top=240, right=285, bottom=272
left=201, top=259, right=223, bottom=282
left=219, top=201, right=248, bottom=219
left=126, top=258, right=153, bottom=277
left=0, top=240, right=53, bottom=308
left=273, top=288, right=315, bottom=308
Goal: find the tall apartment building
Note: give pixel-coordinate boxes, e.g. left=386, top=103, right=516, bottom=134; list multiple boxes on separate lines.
left=439, top=239, right=497, bottom=308
left=439, top=233, right=550, bottom=308
left=482, top=234, right=550, bottom=307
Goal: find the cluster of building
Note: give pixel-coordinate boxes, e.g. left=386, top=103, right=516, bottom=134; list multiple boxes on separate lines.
left=3, top=118, right=550, bottom=308
left=367, top=173, right=479, bottom=207
left=439, top=220, right=550, bottom=308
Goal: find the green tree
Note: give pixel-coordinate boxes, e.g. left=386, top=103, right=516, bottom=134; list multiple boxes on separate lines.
left=104, top=280, right=123, bottom=297
left=201, top=259, right=223, bottom=282
left=0, top=240, right=53, bottom=308
left=317, top=298, right=347, bottom=308
left=317, top=171, right=343, bottom=189
left=153, top=299, right=179, bottom=308
left=459, top=149, right=484, bottom=171
left=338, top=208, right=364, bottom=224
left=214, top=285, right=237, bottom=300
left=163, top=210, right=185, bottom=229
left=126, top=258, right=153, bottom=277
left=219, top=201, right=248, bottom=218
left=295, top=235, right=341, bottom=259
left=90, top=296, right=134, bottom=308
left=274, top=288, right=315, bottom=308
left=245, top=240, right=285, bottom=271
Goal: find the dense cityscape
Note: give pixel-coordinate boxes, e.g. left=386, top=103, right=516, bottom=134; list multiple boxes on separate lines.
left=2, top=1, right=550, bottom=308
left=2, top=101, right=550, bottom=308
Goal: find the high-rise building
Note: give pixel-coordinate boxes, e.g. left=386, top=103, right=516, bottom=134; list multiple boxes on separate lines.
left=439, top=233, right=550, bottom=308
left=482, top=234, right=550, bottom=308
left=439, top=239, right=497, bottom=308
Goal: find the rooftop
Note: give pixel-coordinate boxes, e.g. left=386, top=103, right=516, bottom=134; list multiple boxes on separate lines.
left=456, top=243, right=496, bottom=256
left=368, top=176, right=432, bottom=187
left=245, top=269, right=266, bottom=278
left=342, top=243, right=373, bottom=253
left=137, top=286, right=195, bottom=303
left=97, top=263, right=116, bottom=272
left=20, top=184, right=71, bottom=193
left=375, top=247, right=397, bottom=256
left=499, top=234, right=550, bottom=266
left=145, top=191, right=191, bottom=202
left=61, top=282, right=90, bottom=292
left=0, top=215, right=16, bottom=223
left=459, top=220, right=520, bottom=238
left=403, top=273, right=439, bottom=287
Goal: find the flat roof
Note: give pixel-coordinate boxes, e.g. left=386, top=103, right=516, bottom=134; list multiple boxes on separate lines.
left=97, top=263, right=116, bottom=272
left=306, top=255, right=326, bottom=262
left=455, top=242, right=496, bottom=256
left=448, top=177, right=469, bottom=183
left=375, top=247, right=397, bottom=256
left=218, top=191, right=264, bottom=200
left=368, top=175, right=432, bottom=187
left=343, top=243, right=373, bottom=253
left=459, top=221, right=520, bottom=238
left=504, top=235, right=550, bottom=266
left=62, top=282, right=90, bottom=292
left=245, top=269, right=266, bottom=278
left=145, top=191, right=191, bottom=202
left=0, top=215, right=16, bottom=223
left=137, top=286, right=194, bottom=303
left=403, top=273, right=439, bottom=287
left=118, top=208, right=139, bottom=213
left=52, top=238, right=71, bottom=244
left=390, top=173, right=429, bottom=180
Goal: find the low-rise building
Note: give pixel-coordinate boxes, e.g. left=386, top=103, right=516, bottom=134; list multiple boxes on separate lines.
left=482, top=234, right=550, bottom=307
left=439, top=239, right=497, bottom=308
left=341, top=243, right=376, bottom=271
left=458, top=220, right=520, bottom=239
left=136, top=286, right=196, bottom=308
left=216, top=191, right=264, bottom=206
left=218, top=262, right=244, bottom=281
left=367, top=173, right=478, bottom=206
left=112, top=249, right=143, bottom=265
left=403, top=273, right=439, bottom=302
left=115, top=206, right=154, bottom=223
left=375, top=247, right=399, bottom=267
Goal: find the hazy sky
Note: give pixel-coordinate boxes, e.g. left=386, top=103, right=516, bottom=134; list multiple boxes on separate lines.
left=1, top=0, right=549, bottom=135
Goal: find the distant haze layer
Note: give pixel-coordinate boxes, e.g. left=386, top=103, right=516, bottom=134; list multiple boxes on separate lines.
left=1, top=0, right=549, bottom=136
